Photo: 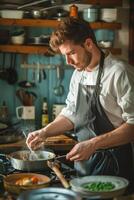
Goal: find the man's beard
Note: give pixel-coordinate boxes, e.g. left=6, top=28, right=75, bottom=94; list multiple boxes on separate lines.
left=77, top=49, right=92, bottom=71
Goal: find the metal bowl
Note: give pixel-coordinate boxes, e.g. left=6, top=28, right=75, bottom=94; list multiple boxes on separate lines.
left=31, top=10, right=42, bottom=19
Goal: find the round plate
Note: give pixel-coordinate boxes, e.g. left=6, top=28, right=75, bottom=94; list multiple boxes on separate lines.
left=18, top=187, right=82, bottom=200
left=4, top=173, right=51, bottom=195
left=70, top=175, right=129, bottom=199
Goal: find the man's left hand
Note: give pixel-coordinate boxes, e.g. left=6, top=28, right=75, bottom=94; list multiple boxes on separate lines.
left=66, top=139, right=96, bottom=161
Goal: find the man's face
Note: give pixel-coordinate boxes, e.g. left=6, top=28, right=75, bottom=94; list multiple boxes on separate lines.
left=59, top=40, right=92, bottom=71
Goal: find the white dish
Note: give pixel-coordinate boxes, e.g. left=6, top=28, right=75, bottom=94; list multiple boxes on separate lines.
left=1, top=10, right=24, bottom=19
left=100, top=8, right=117, bottom=22
left=70, top=175, right=129, bottom=199
left=98, top=40, right=113, bottom=48
left=11, top=34, right=25, bottom=44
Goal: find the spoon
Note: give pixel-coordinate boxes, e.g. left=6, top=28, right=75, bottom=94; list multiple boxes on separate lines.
left=22, top=131, right=38, bottom=160
left=53, top=66, right=64, bottom=96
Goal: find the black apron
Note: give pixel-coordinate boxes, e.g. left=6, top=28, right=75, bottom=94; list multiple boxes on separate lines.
left=75, top=51, right=134, bottom=192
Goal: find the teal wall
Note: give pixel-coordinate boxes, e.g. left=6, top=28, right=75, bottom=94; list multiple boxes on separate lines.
left=0, top=26, right=73, bottom=128
left=0, top=52, right=73, bottom=128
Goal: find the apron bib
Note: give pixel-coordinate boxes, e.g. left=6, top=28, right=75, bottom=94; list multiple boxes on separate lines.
left=74, top=52, right=133, bottom=190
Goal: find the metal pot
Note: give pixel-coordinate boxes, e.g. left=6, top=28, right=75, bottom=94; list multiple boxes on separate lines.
left=8, top=150, right=56, bottom=171
left=31, top=10, right=42, bottom=19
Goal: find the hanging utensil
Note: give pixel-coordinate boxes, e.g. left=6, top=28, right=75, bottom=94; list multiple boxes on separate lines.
left=7, top=53, right=18, bottom=85
left=18, top=55, right=36, bottom=88
left=0, top=53, right=9, bottom=81
left=42, top=69, right=47, bottom=80
left=16, top=89, right=25, bottom=104
left=53, top=65, right=64, bottom=96
left=24, top=91, right=37, bottom=106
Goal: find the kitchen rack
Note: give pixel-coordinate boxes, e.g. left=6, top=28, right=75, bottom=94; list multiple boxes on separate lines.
left=0, top=19, right=122, bottom=55
left=0, top=0, right=123, bottom=55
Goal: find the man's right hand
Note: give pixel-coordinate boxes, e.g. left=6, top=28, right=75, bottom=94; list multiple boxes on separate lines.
left=26, top=129, right=47, bottom=150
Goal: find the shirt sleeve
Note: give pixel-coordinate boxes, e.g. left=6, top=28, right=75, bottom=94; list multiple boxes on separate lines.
left=114, top=62, right=134, bottom=124
left=60, top=70, right=79, bottom=126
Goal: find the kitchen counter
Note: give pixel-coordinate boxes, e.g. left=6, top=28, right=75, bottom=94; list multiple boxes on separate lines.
left=0, top=139, right=26, bottom=154
left=0, top=134, right=77, bottom=154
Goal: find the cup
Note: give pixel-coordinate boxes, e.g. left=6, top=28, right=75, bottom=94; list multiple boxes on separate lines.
left=83, top=7, right=98, bottom=22
left=52, top=104, right=65, bottom=119
left=16, top=106, right=35, bottom=120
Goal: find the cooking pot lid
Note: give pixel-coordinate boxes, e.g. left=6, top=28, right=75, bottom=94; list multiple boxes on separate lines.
left=17, top=187, right=82, bottom=200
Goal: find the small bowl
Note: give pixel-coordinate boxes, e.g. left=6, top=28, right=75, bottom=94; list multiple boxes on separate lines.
left=83, top=7, right=98, bottom=22
left=11, top=33, right=25, bottom=45
left=98, top=40, right=113, bottom=48
left=31, top=10, right=42, bottom=19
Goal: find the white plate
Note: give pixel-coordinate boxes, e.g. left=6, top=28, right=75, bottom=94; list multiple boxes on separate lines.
left=70, top=175, right=129, bottom=199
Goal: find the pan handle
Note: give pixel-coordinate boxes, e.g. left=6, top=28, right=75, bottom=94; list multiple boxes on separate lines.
left=55, top=154, right=66, bottom=160
left=47, top=160, right=70, bottom=189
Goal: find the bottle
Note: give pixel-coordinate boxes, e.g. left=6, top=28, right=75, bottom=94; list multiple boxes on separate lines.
left=0, top=101, right=9, bottom=122
left=69, top=4, right=78, bottom=18
left=41, top=97, right=49, bottom=127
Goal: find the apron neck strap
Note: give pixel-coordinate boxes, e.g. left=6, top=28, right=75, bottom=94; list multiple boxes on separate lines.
left=93, top=51, right=105, bottom=97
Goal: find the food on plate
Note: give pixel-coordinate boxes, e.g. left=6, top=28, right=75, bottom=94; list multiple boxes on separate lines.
left=82, top=181, right=115, bottom=192
left=15, top=176, right=39, bottom=186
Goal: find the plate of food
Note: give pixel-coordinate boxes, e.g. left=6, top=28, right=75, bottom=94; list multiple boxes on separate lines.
left=4, top=173, right=51, bottom=194
left=70, top=175, right=129, bottom=199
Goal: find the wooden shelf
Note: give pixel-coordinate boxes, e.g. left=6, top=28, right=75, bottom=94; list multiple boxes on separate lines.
left=83, top=0, right=122, bottom=6
left=0, top=15, right=122, bottom=55
left=90, top=22, right=121, bottom=30
left=0, top=44, right=49, bottom=54
left=0, top=44, right=121, bottom=55
left=0, top=18, right=59, bottom=28
left=0, top=18, right=121, bottom=30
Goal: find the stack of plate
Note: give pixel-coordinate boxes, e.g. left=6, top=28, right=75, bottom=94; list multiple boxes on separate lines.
left=100, top=8, right=117, bottom=22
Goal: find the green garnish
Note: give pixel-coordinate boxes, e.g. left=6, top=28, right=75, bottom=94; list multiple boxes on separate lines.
left=82, top=181, right=115, bottom=192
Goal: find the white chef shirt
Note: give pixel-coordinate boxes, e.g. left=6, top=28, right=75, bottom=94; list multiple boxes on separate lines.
left=60, top=52, right=134, bottom=129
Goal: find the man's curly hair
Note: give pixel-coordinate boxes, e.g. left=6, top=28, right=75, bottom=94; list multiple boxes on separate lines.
left=49, top=17, right=97, bottom=52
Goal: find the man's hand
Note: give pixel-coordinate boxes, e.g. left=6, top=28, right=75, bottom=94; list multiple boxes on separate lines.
left=66, top=139, right=96, bottom=161
left=26, top=129, right=46, bottom=150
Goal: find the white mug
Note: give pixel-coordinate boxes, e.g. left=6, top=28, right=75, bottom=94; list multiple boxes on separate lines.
left=52, top=104, right=65, bottom=119
left=16, top=106, right=35, bottom=120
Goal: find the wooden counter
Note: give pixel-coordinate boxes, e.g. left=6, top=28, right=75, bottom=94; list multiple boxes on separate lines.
left=0, top=139, right=26, bottom=154
left=44, top=134, right=77, bottom=152
left=0, top=134, right=77, bottom=154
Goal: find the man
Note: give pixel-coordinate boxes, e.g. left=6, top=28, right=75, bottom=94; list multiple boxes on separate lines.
left=27, top=17, right=134, bottom=192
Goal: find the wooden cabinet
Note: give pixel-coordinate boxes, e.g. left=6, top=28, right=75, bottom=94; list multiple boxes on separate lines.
left=0, top=0, right=123, bottom=55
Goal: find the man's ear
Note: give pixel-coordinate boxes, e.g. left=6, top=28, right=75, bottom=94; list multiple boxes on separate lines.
left=84, top=38, right=92, bottom=51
